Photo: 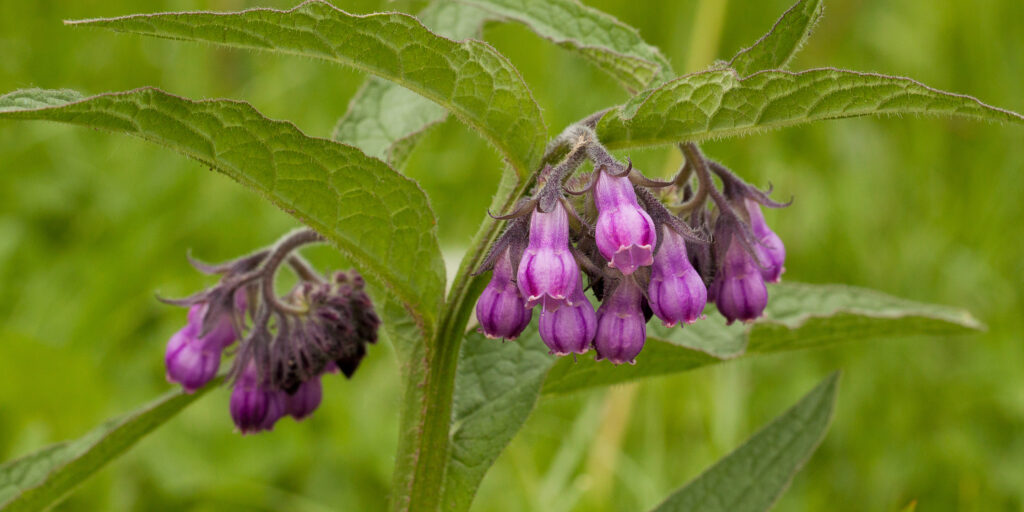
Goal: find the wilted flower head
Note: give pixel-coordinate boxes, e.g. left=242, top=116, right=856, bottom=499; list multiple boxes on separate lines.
left=517, top=200, right=582, bottom=311
left=593, top=168, right=656, bottom=275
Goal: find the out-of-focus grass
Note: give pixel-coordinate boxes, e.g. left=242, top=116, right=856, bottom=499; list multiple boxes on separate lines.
left=1, top=0, right=1022, bottom=511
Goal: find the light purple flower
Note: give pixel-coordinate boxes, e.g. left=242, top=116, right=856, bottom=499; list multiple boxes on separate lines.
left=476, top=248, right=533, bottom=339
left=648, top=226, right=707, bottom=326
left=517, top=201, right=582, bottom=311
left=745, top=199, right=785, bottom=282
left=594, top=170, right=656, bottom=275
left=538, top=280, right=596, bottom=355
left=594, top=279, right=647, bottom=364
left=712, top=226, right=768, bottom=324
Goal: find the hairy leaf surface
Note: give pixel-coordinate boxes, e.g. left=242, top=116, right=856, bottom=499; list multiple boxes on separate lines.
left=728, top=0, right=824, bottom=76
left=542, top=283, right=981, bottom=394
left=650, top=373, right=839, bottom=512
left=70, top=0, right=546, bottom=176
left=460, top=0, right=673, bottom=90
left=0, top=385, right=212, bottom=512
left=0, top=88, right=446, bottom=335
left=597, top=68, right=1024, bottom=149
left=334, top=2, right=492, bottom=167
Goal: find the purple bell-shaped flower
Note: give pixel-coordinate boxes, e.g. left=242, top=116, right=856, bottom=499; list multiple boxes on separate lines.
left=538, top=278, right=596, bottom=355
left=594, top=278, right=647, bottom=364
left=711, top=220, right=768, bottom=324
left=476, top=247, right=533, bottom=339
left=594, top=169, right=656, bottom=275
left=648, top=226, right=707, bottom=326
left=285, top=377, right=323, bottom=421
left=517, top=200, right=582, bottom=311
left=230, top=363, right=279, bottom=434
left=745, top=199, right=785, bottom=282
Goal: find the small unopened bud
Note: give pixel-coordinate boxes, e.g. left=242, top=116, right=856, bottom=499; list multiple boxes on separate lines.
left=230, top=363, right=278, bottom=434
left=285, top=377, right=322, bottom=421
left=594, top=279, right=647, bottom=364
left=594, top=170, right=656, bottom=275
left=648, top=226, right=707, bottom=326
left=517, top=201, right=582, bottom=311
left=538, top=282, right=596, bottom=355
left=745, top=199, right=785, bottom=282
left=476, top=248, right=532, bottom=339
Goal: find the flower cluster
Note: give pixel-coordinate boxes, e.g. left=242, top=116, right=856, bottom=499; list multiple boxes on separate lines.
left=475, top=137, right=787, bottom=364
left=162, top=229, right=379, bottom=434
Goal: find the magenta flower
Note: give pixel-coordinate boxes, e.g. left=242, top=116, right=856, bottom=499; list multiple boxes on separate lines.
left=476, top=247, right=533, bottom=339
left=594, top=170, right=656, bottom=275
left=230, top=363, right=278, bottom=434
left=594, top=279, right=647, bottom=364
left=712, top=224, right=768, bottom=324
left=164, top=301, right=240, bottom=393
left=745, top=199, right=786, bottom=282
left=517, top=200, right=582, bottom=311
left=538, top=281, right=596, bottom=355
left=648, top=226, right=707, bottom=326
left=285, top=377, right=323, bottom=421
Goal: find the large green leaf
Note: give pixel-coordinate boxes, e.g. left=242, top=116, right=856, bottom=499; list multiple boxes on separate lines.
left=0, top=385, right=213, bottom=511
left=459, top=0, right=673, bottom=90
left=728, top=0, right=824, bottom=76
left=596, top=68, right=1024, bottom=149
left=333, top=2, right=493, bottom=167
left=442, top=328, right=553, bottom=512
left=0, top=88, right=446, bottom=336
left=542, top=283, right=982, bottom=394
left=70, top=0, right=547, bottom=176
left=650, top=373, right=839, bottom=512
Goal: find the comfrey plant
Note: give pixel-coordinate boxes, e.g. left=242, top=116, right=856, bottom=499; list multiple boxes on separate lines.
left=0, top=0, right=1019, bottom=510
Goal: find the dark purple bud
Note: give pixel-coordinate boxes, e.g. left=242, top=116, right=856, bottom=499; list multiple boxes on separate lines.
left=648, top=226, right=707, bottom=326
left=230, top=363, right=276, bottom=435
left=285, top=377, right=323, bottom=421
left=476, top=248, right=533, bottom=339
left=594, top=170, right=656, bottom=275
left=712, top=225, right=768, bottom=324
left=517, top=201, right=582, bottom=311
left=261, top=391, right=287, bottom=431
left=594, top=279, right=647, bottom=364
left=538, top=282, right=596, bottom=355
left=165, top=306, right=223, bottom=393
left=745, top=199, right=785, bottom=282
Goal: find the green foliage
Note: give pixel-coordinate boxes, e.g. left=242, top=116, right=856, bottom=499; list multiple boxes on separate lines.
left=70, top=0, right=547, bottom=177
left=0, top=87, right=446, bottom=339
left=650, top=373, right=838, bottom=512
left=459, top=0, right=673, bottom=90
left=728, top=0, right=824, bottom=76
left=598, top=68, right=1024, bottom=149
left=0, top=384, right=213, bottom=511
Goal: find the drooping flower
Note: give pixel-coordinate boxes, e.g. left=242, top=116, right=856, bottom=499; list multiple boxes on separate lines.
left=538, top=279, right=596, bottom=355
left=594, top=169, right=656, bottom=275
left=648, top=225, right=707, bottom=326
left=711, top=219, right=768, bottom=324
left=164, top=296, right=245, bottom=393
left=230, top=363, right=279, bottom=434
left=476, top=247, right=533, bottom=339
left=594, top=278, right=647, bottom=364
left=745, top=198, right=785, bottom=282
left=285, top=377, right=323, bottom=421
left=517, top=200, right=582, bottom=311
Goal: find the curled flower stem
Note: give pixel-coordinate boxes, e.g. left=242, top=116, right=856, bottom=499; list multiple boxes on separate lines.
left=260, top=228, right=326, bottom=316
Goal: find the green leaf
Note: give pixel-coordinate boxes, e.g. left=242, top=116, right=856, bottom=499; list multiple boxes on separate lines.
left=542, top=282, right=981, bottom=394
left=596, top=68, right=1024, bottom=149
left=0, top=87, right=446, bottom=336
left=459, top=0, right=673, bottom=90
left=0, top=385, right=212, bottom=511
left=333, top=2, right=493, bottom=167
left=650, top=372, right=839, bottom=512
left=70, top=0, right=547, bottom=177
left=728, top=0, right=824, bottom=76
left=443, top=328, right=554, bottom=512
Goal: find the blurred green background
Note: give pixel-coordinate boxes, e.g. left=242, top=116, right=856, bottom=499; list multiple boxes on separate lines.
left=1, top=0, right=1022, bottom=510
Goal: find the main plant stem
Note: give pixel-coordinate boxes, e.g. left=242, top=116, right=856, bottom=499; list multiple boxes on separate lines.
left=396, top=127, right=590, bottom=511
